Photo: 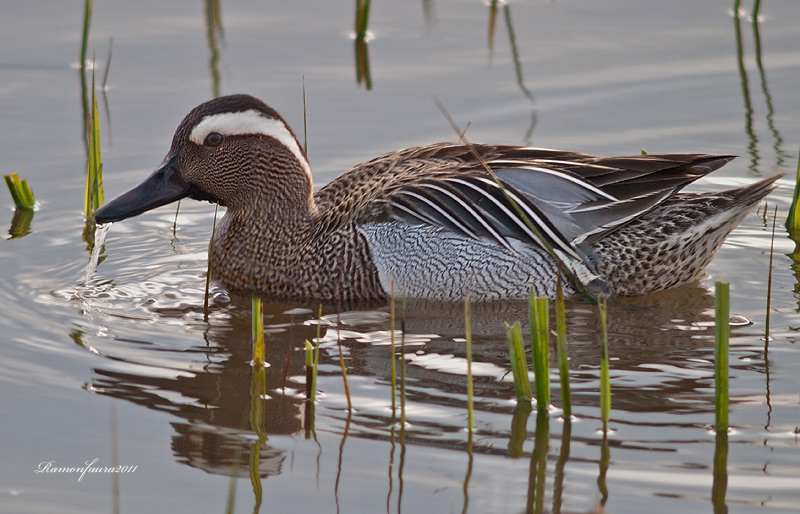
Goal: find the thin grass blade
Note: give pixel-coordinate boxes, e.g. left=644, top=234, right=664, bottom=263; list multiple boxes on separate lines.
left=80, top=0, right=93, bottom=69
left=465, top=295, right=475, bottom=432
left=252, top=296, right=264, bottom=364
left=555, top=280, right=571, bottom=418
left=714, top=281, right=730, bottom=433
left=312, top=304, right=321, bottom=402
left=390, top=283, right=397, bottom=418
left=599, top=298, right=610, bottom=428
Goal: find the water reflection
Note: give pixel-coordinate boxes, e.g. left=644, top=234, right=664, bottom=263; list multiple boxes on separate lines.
left=527, top=410, right=549, bottom=513
left=732, top=4, right=789, bottom=173
left=6, top=207, right=34, bottom=239
left=488, top=0, right=537, bottom=143
left=63, top=282, right=761, bottom=511
left=712, top=429, right=729, bottom=514
left=733, top=10, right=758, bottom=173
left=81, top=309, right=303, bottom=480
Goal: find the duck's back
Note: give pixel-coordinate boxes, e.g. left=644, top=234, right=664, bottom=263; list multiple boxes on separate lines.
left=310, top=144, right=776, bottom=300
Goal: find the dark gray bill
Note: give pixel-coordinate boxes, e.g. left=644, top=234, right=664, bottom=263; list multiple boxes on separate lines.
left=94, top=156, right=192, bottom=224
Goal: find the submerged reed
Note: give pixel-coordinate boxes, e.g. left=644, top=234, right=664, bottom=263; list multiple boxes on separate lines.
left=4, top=173, right=36, bottom=211
left=714, top=282, right=730, bottom=433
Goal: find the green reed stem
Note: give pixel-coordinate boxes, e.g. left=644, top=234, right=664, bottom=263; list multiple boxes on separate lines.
left=252, top=297, right=264, bottom=364
left=355, top=0, right=371, bottom=40
left=312, top=304, right=321, bottom=401
left=465, top=295, right=475, bottom=432
left=173, top=201, right=181, bottom=235
left=304, top=340, right=315, bottom=401
left=4, top=173, right=36, bottom=210
left=785, top=145, right=800, bottom=237
left=400, top=314, right=407, bottom=427
left=714, top=282, right=730, bottom=433
left=505, top=321, right=532, bottom=403
left=80, top=0, right=93, bottom=69
left=336, top=312, right=353, bottom=412
left=203, top=205, right=218, bottom=320
left=84, top=67, right=103, bottom=219
left=487, top=0, right=498, bottom=54
left=555, top=281, right=571, bottom=418
left=101, top=37, right=112, bottom=91
left=302, top=76, right=308, bottom=156
left=390, top=284, right=397, bottom=419
left=753, top=0, right=761, bottom=19
left=528, top=292, right=550, bottom=413
left=4, top=174, right=23, bottom=208
left=248, top=295, right=267, bottom=508
left=766, top=205, right=778, bottom=341
left=599, top=298, right=610, bottom=428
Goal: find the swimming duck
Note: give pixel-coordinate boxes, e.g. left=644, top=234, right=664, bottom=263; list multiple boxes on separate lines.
left=94, top=94, right=780, bottom=302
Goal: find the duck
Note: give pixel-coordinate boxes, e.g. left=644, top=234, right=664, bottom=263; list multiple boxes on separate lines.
left=94, top=94, right=781, bottom=302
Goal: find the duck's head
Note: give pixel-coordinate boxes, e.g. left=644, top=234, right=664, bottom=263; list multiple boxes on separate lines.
left=94, top=94, right=313, bottom=224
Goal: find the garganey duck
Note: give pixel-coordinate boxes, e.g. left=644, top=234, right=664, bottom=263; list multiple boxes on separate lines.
left=94, top=94, right=780, bottom=302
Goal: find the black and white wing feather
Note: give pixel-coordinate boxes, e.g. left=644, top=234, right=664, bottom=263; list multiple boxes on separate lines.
left=376, top=148, right=734, bottom=257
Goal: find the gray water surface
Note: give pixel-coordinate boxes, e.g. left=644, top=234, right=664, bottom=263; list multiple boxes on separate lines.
left=2, top=1, right=800, bottom=512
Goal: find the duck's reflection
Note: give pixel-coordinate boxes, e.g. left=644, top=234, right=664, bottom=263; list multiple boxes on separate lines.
left=84, top=284, right=760, bottom=480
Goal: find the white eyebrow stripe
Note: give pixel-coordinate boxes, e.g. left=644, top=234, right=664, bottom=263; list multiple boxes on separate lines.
left=189, top=109, right=312, bottom=180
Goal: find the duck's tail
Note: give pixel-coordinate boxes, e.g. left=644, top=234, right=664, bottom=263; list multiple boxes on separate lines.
left=591, top=174, right=782, bottom=296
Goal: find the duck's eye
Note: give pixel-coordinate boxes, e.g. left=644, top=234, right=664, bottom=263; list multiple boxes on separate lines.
left=204, top=132, right=224, bottom=147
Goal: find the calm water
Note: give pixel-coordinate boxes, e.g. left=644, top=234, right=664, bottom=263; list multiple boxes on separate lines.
left=2, top=1, right=800, bottom=512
